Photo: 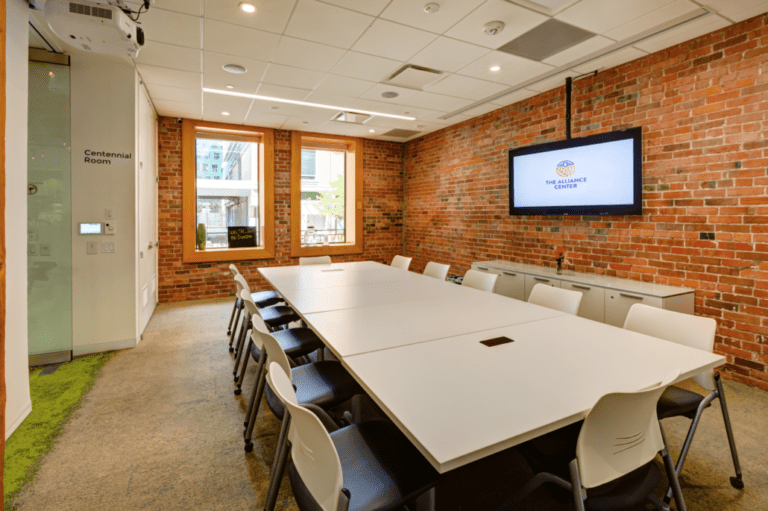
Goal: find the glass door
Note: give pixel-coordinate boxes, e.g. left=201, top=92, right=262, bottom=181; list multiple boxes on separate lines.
left=27, top=58, right=72, bottom=365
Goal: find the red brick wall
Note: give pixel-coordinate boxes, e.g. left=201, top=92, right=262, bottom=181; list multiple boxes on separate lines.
left=157, top=119, right=404, bottom=303
left=404, top=15, right=768, bottom=390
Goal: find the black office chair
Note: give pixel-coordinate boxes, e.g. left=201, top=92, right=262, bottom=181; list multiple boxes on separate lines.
left=267, top=361, right=442, bottom=511
left=500, top=371, right=687, bottom=511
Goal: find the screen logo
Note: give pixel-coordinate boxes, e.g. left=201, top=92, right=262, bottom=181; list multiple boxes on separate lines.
left=556, top=160, right=575, bottom=177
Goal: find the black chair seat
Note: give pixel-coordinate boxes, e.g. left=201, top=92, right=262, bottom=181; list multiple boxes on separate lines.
left=585, top=462, right=660, bottom=511
left=289, top=419, right=441, bottom=511
left=251, top=328, right=324, bottom=362
left=251, top=290, right=282, bottom=308
left=657, top=385, right=709, bottom=420
left=260, top=305, right=300, bottom=329
left=266, top=361, right=362, bottom=420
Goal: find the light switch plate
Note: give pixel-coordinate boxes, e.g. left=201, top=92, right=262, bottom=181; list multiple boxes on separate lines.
left=104, top=221, right=117, bottom=235
left=40, top=243, right=51, bottom=256
left=105, top=208, right=114, bottom=220
left=87, top=241, right=98, bottom=254
left=28, top=243, right=37, bottom=256
left=102, top=241, right=116, bottom=253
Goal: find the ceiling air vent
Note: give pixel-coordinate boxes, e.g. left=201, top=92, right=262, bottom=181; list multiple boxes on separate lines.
left=382, top=129, right=421, bottom=139
left=332, top=112, right=372, bottom=124
left=498, top=18, right=595, bottom=62
left=384, top=65, right=443, bottom=90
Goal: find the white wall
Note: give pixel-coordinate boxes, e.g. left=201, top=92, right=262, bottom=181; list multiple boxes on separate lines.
left=69, top=53, right=138, bottom=356
left=5, top=0, right=32, bottom=439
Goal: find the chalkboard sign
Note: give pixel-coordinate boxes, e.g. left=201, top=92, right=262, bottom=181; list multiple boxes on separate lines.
left=227, top=226, right=258, bottom=248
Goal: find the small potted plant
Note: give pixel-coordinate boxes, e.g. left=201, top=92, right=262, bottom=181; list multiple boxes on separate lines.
left=554, top=247, right=566, bottom=275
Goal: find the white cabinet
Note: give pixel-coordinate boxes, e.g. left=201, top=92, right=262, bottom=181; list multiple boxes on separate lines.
left=496, top=270, right=525, bottom=301
left=604, top=290, right=662, bottom=327
left=524, top=274, right=560, bottom=301
left=561, top=281, right=605, bottom=323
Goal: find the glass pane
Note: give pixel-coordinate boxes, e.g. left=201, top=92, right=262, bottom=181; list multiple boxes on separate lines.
left=28, top=61, right=72, bottom=356
left=195, top=138, right=259, bottom=249
left=300, top=149, right=345, bottom=246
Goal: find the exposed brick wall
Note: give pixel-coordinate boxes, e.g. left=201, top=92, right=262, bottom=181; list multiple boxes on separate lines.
left=404, top=15, right=768, bottom=390
left=157, top=119, right=404, bottom=304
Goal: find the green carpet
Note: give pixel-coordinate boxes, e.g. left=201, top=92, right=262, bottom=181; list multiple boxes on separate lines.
left=3, top=352, right=116, bottom=509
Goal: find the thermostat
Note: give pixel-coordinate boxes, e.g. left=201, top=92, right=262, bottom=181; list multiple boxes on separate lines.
left=79, top=222, right=104, bottom=235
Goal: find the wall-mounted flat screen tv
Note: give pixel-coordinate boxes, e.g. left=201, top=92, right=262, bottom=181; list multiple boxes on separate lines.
left=509, top=127, right=642, bottom=216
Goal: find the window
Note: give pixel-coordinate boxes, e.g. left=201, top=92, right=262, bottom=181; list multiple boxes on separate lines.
left=291, top=132, right=363, bottom=257
left=182, top=120, right=274, bottom=263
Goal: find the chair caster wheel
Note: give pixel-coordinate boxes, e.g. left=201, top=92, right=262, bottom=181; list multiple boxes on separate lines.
left=730, top=476, right=744, bottom=489
left=234, top=388, right=241, bottom=396
left=227, top=330, right=231, bottom=336
left=228, top=347, right=234, bottom=353
left=244, top=442, right=253, bottom=453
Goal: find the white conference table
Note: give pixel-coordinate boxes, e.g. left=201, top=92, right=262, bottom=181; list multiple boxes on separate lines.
left=258, top=261, right=725, bottom=474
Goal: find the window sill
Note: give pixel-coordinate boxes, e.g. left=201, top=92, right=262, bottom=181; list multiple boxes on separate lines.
left=292, top=242, right=363, bottom=258
left=182, top=246, right=275, bottom=264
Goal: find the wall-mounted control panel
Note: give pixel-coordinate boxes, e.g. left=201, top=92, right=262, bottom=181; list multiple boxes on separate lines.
left=79, top=222, right=104, bottom=235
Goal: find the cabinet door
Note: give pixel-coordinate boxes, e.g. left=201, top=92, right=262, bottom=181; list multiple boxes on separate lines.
left=495, top=270, right=525, bottom=301
left=604, top=291, right=662, bottom=327
left=562, top=281, right=604, bottom=322
left=524, top=274, right=561, bottom=301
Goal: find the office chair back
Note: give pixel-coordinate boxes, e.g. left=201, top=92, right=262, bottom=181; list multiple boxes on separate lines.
left=268, top=362, right=345, bottom=511
left=229, top=264, right=240, bottom=277
left=234, top=273, right=252, bottom=295
left=423, top=262, right=450, bottom=281
left=624, top=304, right=717, bottom=391
left=528, top=284, right=582, bottom=315
left=246, top=295, right=272, bottom=350
left=462, top=269, right=498, bottom=292
left=391, top=255, right=412, bottom=270
left=576, top=370, right=679, bottom=489
left=259, top=329, right=294, bottom=387
left=300, top=256, right=332, bottom=265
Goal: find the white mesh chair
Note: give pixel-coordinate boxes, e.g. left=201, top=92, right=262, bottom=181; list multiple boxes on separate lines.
left=267, top=362, right=441, bottom=511
left=423, top=262, right=450, bottom=281
left=527, top=283, right=583, bottom=315
left=624, top=304, right=743, bottom=499
left=501, top=371, right=687, bottom=511
left=462, top=269, right=498, bottom=292
left=391, top=255, right=412, bottom=270
left=299, top=256, right=332, bottom=265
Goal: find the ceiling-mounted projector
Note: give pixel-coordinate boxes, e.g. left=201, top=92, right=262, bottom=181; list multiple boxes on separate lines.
left=42, top=0, right=148, bottom=58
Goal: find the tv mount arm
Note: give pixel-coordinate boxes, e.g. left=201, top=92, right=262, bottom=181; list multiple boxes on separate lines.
left=564, top=71, right=598, bottom=140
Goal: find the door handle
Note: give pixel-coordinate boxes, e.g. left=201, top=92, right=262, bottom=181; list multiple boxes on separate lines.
left=619, top=293, right=643, bottom=300
left=572, top=284, right=591, bottom=290
left=148, top=242, right=154, bottom=249
left=534, top=277, right=549, bottom=283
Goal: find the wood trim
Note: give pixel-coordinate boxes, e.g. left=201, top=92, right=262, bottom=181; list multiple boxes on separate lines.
left=181, top=119, right=275, bottom=263
left=290, top=131, right=364, bottom=258
left=1, top=0, right=7, bottom=501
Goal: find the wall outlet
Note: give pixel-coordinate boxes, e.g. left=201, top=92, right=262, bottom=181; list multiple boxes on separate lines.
left=28, top=243, right=37, bottom=256
left=40, top=243, right=51, bottom=256
left=87, top=241, right=98, bottom=254
left=102, top=241, right=116, bottom=253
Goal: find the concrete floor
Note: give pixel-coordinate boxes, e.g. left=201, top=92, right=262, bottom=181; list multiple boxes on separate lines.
left=9, top=299, right=768, bottom=510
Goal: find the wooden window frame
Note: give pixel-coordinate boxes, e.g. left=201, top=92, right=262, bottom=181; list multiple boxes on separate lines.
left=182, top=119, right=275, bottom=263
left=291, top=132, right=363, bottom=257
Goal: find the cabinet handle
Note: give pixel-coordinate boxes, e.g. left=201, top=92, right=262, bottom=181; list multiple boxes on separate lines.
left=477, top=266, right=489, bottom=271
left=534, top=277, right=549, bottom=283
left=503, top=271, right=517, bottom=276
left=620, top=293, right=643, bottom=300
left=572, top=284, right=591, bottom=291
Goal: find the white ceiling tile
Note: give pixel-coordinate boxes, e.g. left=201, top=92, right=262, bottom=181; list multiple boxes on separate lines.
left=127, top=0, right=202, bottom=16
left=261, top=64, right=326, bottom=89
left=272, top=37, right=346, bottom=73
left=203, top=73, right=261, bottom=95
left=556, top=0, right=679, bottom=34
left=525, top=69, right=580, bottom=92
left=542, top=35, right=615, bottom=67
left=713, top=0, right=768, bottom=22
left=399, top=92, right=474, bottom=112
left=461, top=102, right=502, bottom=118
left=490, top=88, right=539, bottom=106
left=572, top=46, right=647, bottom=74
left=139, top=7, right=202, bottom=48
left=203, top=91, right=252, bottom=124
left=244, top=111, right=290, bottom=128
left=285, top=0, right=374, bottom=49
left=604, top=1, right=701, bottom=41
left=203, top=19, right=280, bottom=62
left=153, top=99, right=203, bottom=119
left=248, top=97, right=336, bottom=119
left=134, top=41, right=202, bottom=72
left=203, top=51, right=269, bottom=82
left=359, top=83, right=421, bottom=103
left=380, top=0, right=486, bottom=34
left=318, top=0, right=391, bottom=16
left=204, top=0, right=297, bottom=34
left=633, top=15, right=730, bottom=53
left=329, top=51, right=403, bottom=82
left=256, top=83, right=312, bottom=101
left=445, top=0, right=549, bottom=49
left=137, top=64, right=202, bottom=89
left=497, top=62, right=557, bottom=87
left=304, top=90, right=368, bottom=108
left=469, top=81, right=511, bottom=101
left=362, top=115, right=408, bottom=129
left=282, top=116, right=327, bottom=131
left=146, top=83, right=202, bottom=104
left=425, top=74, right=502, bottom=99
left=352, top=19, right=438, bottom=61
left=397, top=119, right=444, bottom=133
left=408, top=37, right=490, bottom=73
left=314, top=75, right=376, bottom=98
left=457, top=51, right=545, bottom=82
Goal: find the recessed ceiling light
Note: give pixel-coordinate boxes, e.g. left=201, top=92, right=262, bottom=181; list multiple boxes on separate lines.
left=222, top=64, right=247, bottom=74
left=239, top=3, right=256, bottom=14
left=203, top=88, right=417, bottom=121
left=222, top=112, right=230, bottom=116
left=226, top=84, right=235, bottom=89
left=381, top=91, right=399, bottom=99
left=369, top=129, right=375, bottom=132
left=490, top=66, right=501, bottom=72
left=270, top=106, right=279, bottom=110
